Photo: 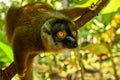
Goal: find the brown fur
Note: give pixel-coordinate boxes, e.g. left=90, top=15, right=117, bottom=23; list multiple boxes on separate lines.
left=6, top=2, right=88, bottom=80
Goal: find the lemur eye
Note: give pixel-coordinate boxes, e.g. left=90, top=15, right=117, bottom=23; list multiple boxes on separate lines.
left=72, top=31, right=77, bottom=37
left=57, top=31, right=66, bottom=39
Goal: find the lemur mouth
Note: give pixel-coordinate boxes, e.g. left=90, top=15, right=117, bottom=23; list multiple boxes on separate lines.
left=67, top=43, right=78, bottom=48
left=64, top=42, right=78, bottom=49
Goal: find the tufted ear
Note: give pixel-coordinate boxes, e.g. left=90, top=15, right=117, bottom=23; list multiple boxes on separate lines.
left=59, top=7, right=89, bottom=20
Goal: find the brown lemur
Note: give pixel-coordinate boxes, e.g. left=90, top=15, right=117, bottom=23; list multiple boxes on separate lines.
left=6, top=2, right=89, bottom=80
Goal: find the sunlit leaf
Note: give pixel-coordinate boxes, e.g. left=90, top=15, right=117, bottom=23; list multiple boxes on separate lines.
left=82, top=43, right=109, bottom=56
left=101, top=0, right=120, bottom=24
left=102, top=0, right=120, bottom=14
left=101, top=28, right=115, bottom=43
left=111, top=14, right=120, bottom=28
left=0, top=41, right=13, bottom=62
left=0, top=50, right=11, bottom=63
left=75, top=0, right=98, bottom=7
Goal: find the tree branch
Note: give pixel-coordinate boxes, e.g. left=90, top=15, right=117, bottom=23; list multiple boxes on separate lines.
left=0, top=62, right=17, bottom=80
left=75, top=0, right=109, bottom=29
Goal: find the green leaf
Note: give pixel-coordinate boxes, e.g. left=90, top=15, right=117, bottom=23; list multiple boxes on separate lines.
left=0, top=50, right=11, bottom=62
left=82, top=43, right=109, bottom=56
left=102, top=0, right=120, bottom=14
left=75, top=0, right=98, bottom=7
left=63, top=64, right=67, bottom=72
left=83, top=53, right=88, bottom=60
left=0, top=41, right=13, bottom=62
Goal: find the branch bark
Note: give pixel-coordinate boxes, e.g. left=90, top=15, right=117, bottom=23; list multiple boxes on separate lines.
left=75, top=0, right=109, bottom=29
left=0, top=62, right=17, bottom=80
left=0, top=0, right=109, bottom=80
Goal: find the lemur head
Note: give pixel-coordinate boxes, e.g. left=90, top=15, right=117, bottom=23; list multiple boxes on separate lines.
left=41, top=18, right=78, bottom=52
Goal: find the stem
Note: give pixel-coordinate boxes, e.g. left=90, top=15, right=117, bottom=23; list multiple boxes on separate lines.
left=75, top=48, right=85, bottom=80
left=79, top=53, right=85, bottom=80
left=109, top=51, right=119, bottom=80
left=107, top=43, right=119, bottom=80
left=99, top=56, right=103, bottom=80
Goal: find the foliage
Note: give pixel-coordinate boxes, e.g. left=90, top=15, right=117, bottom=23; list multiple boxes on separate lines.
left=0, top=0, right=120, bottom=80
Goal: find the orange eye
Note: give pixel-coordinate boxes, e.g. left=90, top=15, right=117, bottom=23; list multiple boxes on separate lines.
left=72, top=31, right=77, bottom=37
left=57, top=31, right=66, bottom=39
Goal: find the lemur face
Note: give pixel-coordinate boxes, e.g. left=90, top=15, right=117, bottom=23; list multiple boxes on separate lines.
left=41, top=18, right=78, bottom=52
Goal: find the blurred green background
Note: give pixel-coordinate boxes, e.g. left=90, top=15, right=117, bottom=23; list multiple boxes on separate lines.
left=0, top=0, right=120, bottom=80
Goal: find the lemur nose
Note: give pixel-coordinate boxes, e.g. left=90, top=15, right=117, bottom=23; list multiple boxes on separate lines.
left=66, top=36, right=78, bottom=48
left=66, top=36, right=75, bottom=42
